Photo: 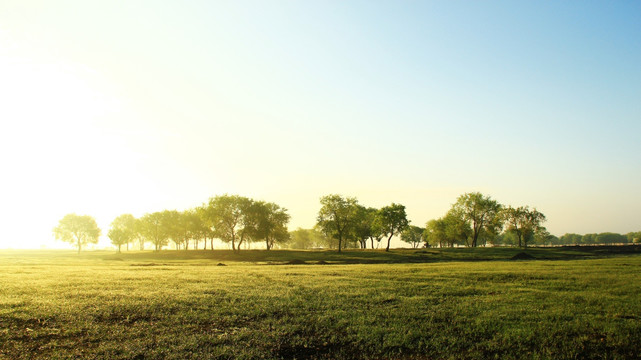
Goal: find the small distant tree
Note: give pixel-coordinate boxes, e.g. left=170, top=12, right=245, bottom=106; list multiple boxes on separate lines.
left=401, top=225, right=424, bottom=248
left=53, top=214, right=101, bottom=253
left=288, top=228, right=329, bottom=249
left=595, top=232, right=627, bottom=245
left=378, top=203, right=409, bottom=251
left=581, top=233, right=598, bottom=245
left=627, top=231, right=641, bottom=244
left=559, top=233, right=583, bottom=245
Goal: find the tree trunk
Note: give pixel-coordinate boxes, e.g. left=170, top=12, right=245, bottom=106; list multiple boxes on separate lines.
left=210, top=238, right=214, bottom=250
left=77, top=239, right=81, bottom=254
left=117, top=244, right=121, bottom=253
left=126, top=242, right=129, bottom=251
left=386, top=233, right=393, bottom=252
left=265, top=239, right=270, bottom=250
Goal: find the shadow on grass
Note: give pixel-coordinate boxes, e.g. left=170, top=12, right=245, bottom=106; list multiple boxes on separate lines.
left=2, top=246, right=639, bottom=266
left=94, top=245, right=641, bottom=265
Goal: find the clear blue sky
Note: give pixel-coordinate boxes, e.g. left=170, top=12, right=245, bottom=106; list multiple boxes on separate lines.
left=1, top=1, right=640, bottom=248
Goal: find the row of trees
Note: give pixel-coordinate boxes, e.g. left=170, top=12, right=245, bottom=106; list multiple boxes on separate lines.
left=53, top=192, right=640, bottom=252
left=53, top=195, right=290, bottom=253
left=424, top=192, right=546, bottom=248
left=316, top=194, right=410, bottom=252
left=311, top=193, right=548, bottom=251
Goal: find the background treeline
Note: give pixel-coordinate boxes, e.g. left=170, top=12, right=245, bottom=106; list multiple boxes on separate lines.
left=53, top=195, right=290, bottom=253
left=53, top=192, right=641, bottom=252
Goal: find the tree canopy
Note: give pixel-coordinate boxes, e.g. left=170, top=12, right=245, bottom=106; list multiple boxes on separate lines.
left=450, top=192, right=502, bottom=247
left=378, top=203, right=409, bottom=251
left=53, top=214, right=101, bottom=253
left=316, top=194, right=359, bottom=252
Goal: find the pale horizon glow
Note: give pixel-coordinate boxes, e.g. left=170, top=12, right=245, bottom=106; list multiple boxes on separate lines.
left=1, top=1, right=640, bottom=249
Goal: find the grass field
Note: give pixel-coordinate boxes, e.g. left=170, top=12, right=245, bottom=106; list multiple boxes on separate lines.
left=1, top=247, right=640, bottom=359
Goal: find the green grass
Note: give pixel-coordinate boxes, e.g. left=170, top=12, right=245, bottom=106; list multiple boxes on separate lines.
left=1, top=247, right=641, bottom=359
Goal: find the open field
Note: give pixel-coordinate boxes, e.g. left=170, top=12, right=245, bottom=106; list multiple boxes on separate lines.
left=1, top=247, right=641, bottom=359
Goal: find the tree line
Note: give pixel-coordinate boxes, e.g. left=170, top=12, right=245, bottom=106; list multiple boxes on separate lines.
left=53, top=195, right=290, bottom=253
left=53, top=192, right=641, bottom=253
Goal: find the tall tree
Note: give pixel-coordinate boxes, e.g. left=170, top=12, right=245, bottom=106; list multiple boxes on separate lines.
left=184, top=209, right=208, bottom=250
left=52, top=214, right=101, bottom=253
left=316, top=194, right=359, bottom=253
left=425, top=218, right=447, bottom=248
left=205, top=195, right=251, bottom=252
left=503, top=206, right=546, bottom=248
left=259, top=202, right=290, bottom=250
left=450, top=192, right=502, bottom=247
left=108, top=214, right=137, bottom=252
left=140, top=212, right=170, bottom=251
left=401, top=225, right=424, bottom=248
left=195, top=205, right=216, bottom=250
left=366, top=208, right=386, bottom=249
left=352, top=205, right=374, bottom=249
left=378, top=203, right=409, bottom=252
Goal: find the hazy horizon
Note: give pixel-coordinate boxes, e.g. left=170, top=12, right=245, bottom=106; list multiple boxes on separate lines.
left=1, top=1, right=640, bottom=249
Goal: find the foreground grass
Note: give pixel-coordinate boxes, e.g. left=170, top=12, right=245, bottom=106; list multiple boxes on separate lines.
left=1, top=249, right=640, bottom=359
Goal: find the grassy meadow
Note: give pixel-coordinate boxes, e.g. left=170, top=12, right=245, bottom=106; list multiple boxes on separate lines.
left=1, top=247, right=640, bottom=359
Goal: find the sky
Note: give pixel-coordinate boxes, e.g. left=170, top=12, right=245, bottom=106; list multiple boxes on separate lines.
left=1, top=1, right=640, bottom=249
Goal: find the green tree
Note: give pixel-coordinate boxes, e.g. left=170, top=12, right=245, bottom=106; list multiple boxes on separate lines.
left=260, top=202, right=290, bottom=250
left=595, top=232, right=627, bottom=245
left=378, top=203, right=409, bottom=252
left=425, top=218, right=447, bottom=248
left=108, top=214, right=137, bottom=252
left=502, top=206, right=546, bottom=248
left=425, top=213, right=471, bottom=248
left=316, top=194, right=359, bottom=252
left=52, top=214, right=101, bottom=253
left=443, top=211, right=473, bottom=247
left=184, top=209, right=208, bottom=250
left=205, top=194, right=252, bottom=251
left=627, top=231, right=641, bottom=244
left=450, top=192, right=503, bottom=247
left=581, top=233, right=598, bottom=245
left=195, top=205, right=216, bottom=250
left=140, top=212, right=170, bottom=251
left=559, top=233, right=583, bottom=245
left=401, top=225, right=424, bottom=248
left=352, top=205, right=374, bottom=249
left=287, top=228, right=330, bottom=249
